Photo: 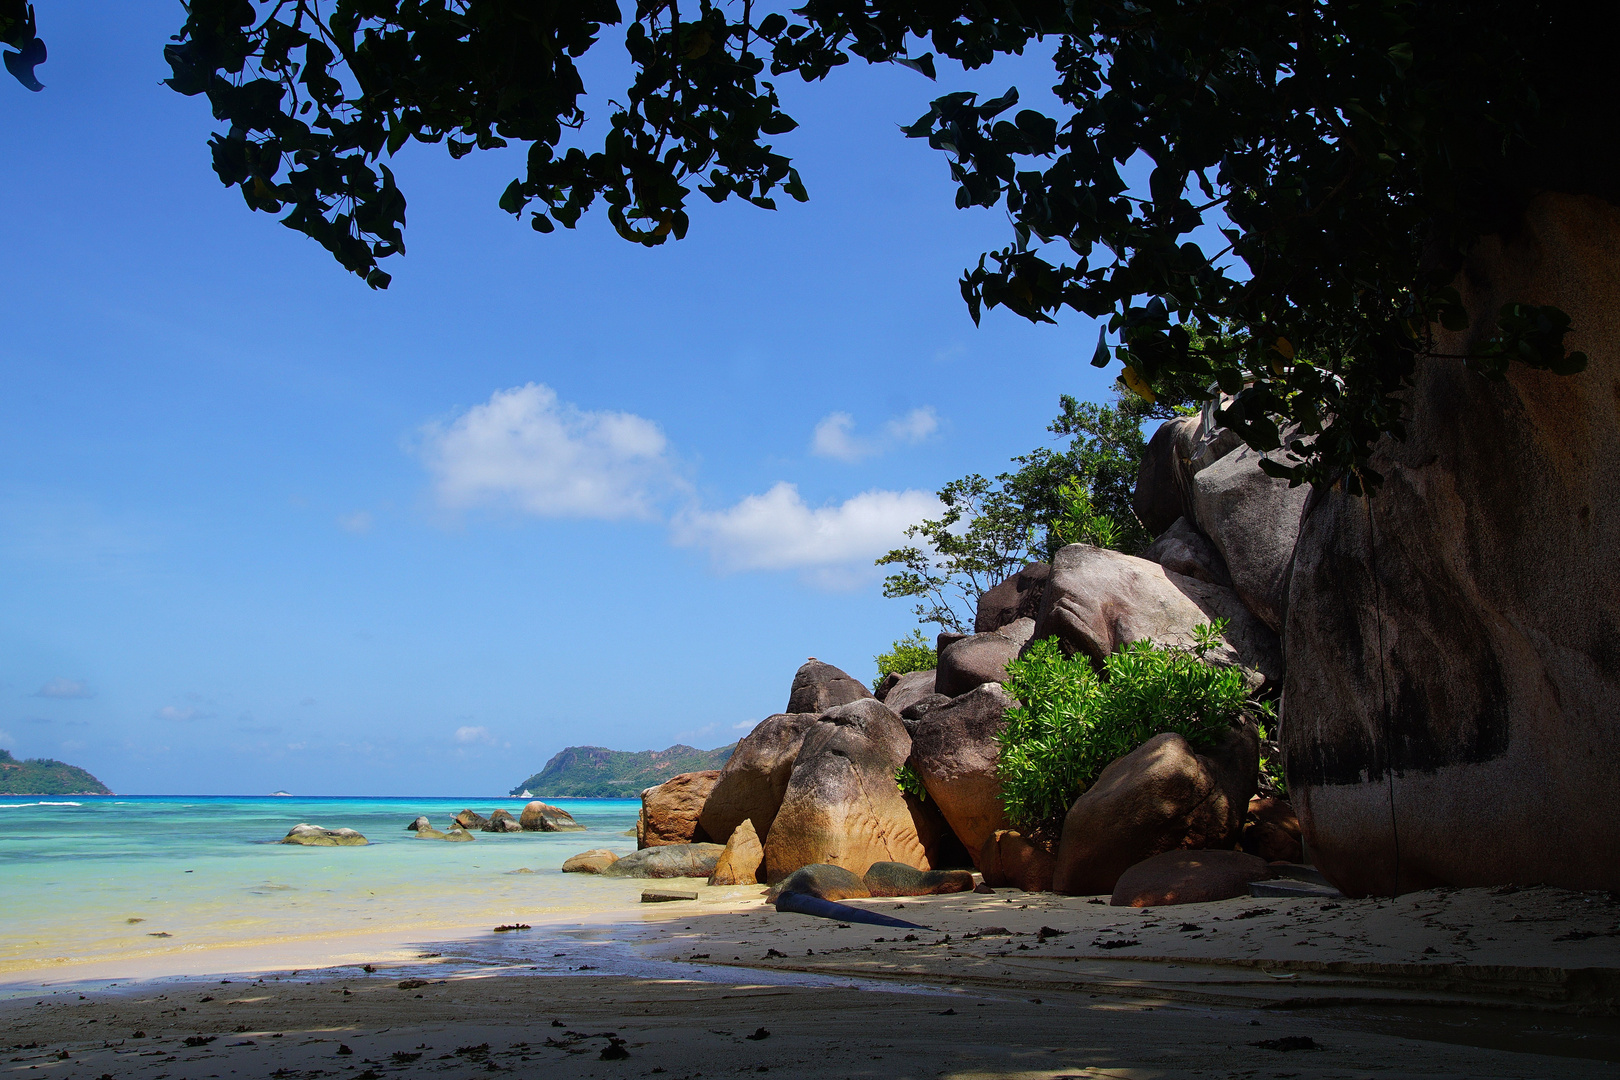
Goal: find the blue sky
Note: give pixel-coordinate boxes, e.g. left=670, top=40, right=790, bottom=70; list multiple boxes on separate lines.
left=0, top=4, right=1120, bottom=795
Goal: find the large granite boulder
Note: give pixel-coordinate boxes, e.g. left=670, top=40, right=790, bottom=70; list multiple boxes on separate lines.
left=1111, top=850, right=1274, bottom=907
left=1135, top=414, right=1245, bottom=539
left=1192, top=443, right=1310, bottom=633
left=934, top=619, right=1034, bottom=698
left=764, top=863, right=869, bottom=902
left=638, top=770, right=720, bottom=848
left=978, top=830, right=1056, bottom=892
left=600, top=843, right=725, bottom=879
left=863, top=862, right=974, bottom=897
left=707, top=817, right=764, bottom=885
left=786, top=659, right=873, bottom=714
left=1283, top=193, right=1620, bottom=896
left=975, top=562, right=1051, bottom=633
left=1051, top=727, right=1258, bottom=896
left=877, top=669, right=938, bottom=718
left=483, top=809, right=523, bottom=833
left=763, top=699, right=925, bottom=882
left=1032, top=544, right=1282, bottom=689
left=908, top=683, right=1013, bottom=864
left=697, top=712, right=818, bottom=845
left=520, top=801, right=585, bottom=831
left=561, top=849, right=620, bottom=874
left=1139, top=517, right=1233, bottom=589
left=453, top=809, right=489, bottom=831
left=280, top=824, right=368, bottom=846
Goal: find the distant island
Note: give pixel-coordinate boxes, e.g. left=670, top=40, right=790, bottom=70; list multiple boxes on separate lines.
left=510, top=743, right=735, bottom=798
left=0, top=748, right=111, bottom=795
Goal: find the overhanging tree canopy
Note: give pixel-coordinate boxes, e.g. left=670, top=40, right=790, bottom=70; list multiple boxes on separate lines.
left=8, top=2, right=1610, bottom=487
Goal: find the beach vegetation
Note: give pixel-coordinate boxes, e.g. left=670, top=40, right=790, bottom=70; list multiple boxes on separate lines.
left=894, top=763, right=927, bottom=802
left=996, top=627, right=1271, bottom=831
left=872, top=629, right=937, bottom=690
left=877, top=391, right=1161, bottom=631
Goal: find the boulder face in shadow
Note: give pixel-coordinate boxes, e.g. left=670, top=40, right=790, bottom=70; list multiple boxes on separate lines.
left=1139, top=516, right=1233, bottom=589
left=877, top=668, right=938, bottom=717
left=762, top=699, right=924, bottom=883
left=975, top=562, right=1050, bottom=633
left=908, top=683, right=1014, bottom=865
left=935, top=619, right=1034, bottom=698
left=1192, top=443, right=1310, bottom=633
left=697, top=712, right=818, bottom=846
left=1032, top=544, right=1282, bottom=689
left=1051, top=727, right=1257, bottom=896
left=1283, top=193, right=1620, bottom=897
left=785, top=659, right=873, bottom=714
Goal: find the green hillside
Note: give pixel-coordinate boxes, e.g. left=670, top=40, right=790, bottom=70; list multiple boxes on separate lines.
left=0, top=749, right=112, bottom=795
left=510, top=743, right=735, bottom=799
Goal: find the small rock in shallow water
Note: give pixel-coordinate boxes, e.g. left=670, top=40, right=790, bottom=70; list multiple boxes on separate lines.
left=280, top=823, right=368, bottom=846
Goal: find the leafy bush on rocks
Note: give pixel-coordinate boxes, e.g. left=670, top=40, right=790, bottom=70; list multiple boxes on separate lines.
left=872, top=629, right=937, bottom=690
left=997, top=627, right=1268, bottom=829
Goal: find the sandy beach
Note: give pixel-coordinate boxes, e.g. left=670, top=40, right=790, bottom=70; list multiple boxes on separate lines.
left=4, top=882, right=1617, bottom=1079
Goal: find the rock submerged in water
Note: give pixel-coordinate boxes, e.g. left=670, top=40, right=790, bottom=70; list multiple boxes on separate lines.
left=520, top=801, right=585, bottom=832
left=280, top=824, right=368, bottom=847
left=453, top=809, right=489, bottom=831
left=483, top=809, right=523, bottom=833
left=414, top=825, right=447, bottom=839
left=600, top=843, right=725, bottom=879
left=406, top=815, right=431, bottom=832
left=561, top=849, right=621, bottom=874
left=443, top=827, right=475, bottom=842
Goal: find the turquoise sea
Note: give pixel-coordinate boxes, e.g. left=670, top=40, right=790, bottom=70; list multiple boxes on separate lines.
left=0, top=796, right=655, bottom=980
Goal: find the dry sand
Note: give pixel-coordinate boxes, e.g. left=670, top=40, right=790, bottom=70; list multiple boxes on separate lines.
left=3, top=883, right=1617, bottom=1079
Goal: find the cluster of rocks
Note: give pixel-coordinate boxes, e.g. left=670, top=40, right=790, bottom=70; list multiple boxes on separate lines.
left=405, top=802, right=585, bottom=842
left=564, top=640, right=1299, bottom=906
left=572, top=201, right=1620, bottom=903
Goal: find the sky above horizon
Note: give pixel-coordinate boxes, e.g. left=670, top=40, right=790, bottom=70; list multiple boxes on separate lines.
left=0, top=4, right=1122, bottom=795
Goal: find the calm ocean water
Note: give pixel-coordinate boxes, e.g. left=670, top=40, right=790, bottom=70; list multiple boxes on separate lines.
left=0, top=796, right=649, bottom=977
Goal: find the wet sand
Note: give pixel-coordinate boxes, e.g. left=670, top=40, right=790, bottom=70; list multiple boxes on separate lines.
left=3, top=883, right=1616, bottom=1078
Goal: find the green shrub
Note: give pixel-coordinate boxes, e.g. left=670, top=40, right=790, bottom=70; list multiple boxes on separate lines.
left=996, top=626, right=1270, bottom=830
left=894, top=764, right=928, bottom=802
left=872, top=629, right=938, bottom=691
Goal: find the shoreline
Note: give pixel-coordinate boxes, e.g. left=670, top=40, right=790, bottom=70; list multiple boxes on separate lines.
left=2, top=883, right=1618, bottom=1079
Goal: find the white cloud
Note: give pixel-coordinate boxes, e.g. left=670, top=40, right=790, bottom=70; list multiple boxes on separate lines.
left=34, top=677, right=94, bottom=699
left=338, top=510, right=373, bottom=534
left=671, top=482, right=940, bottom=581
left=158, top=705, right=212, bottom=722
left=810, top=407, right=939, bottom=462
left=455, top=725, right=493, bottom=745
left=421, top=383, right=678, bottom=520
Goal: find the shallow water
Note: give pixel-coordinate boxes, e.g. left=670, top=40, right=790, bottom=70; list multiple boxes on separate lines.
left=0, top=796, right=647, bottom=976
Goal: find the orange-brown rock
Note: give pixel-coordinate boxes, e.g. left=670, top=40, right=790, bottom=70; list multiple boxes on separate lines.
left=1052, top=727, right=1257, bottom=896
left=908, top=683, right=1013, bottom=864
left=519, top=801, right=585, bottom=831
left=707, top=818, right=764, bottom=886
left=1110, top=849, right=1274, bottom=907
left=637, top=770, right=719, bottom=848
left=762, top=699, right=924, bottom=882
left=978, top=830, right=1056, bottom=892
left=697, top=712, right=818, bottom=845
left=1242, top=797, right=1303, bottom=863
